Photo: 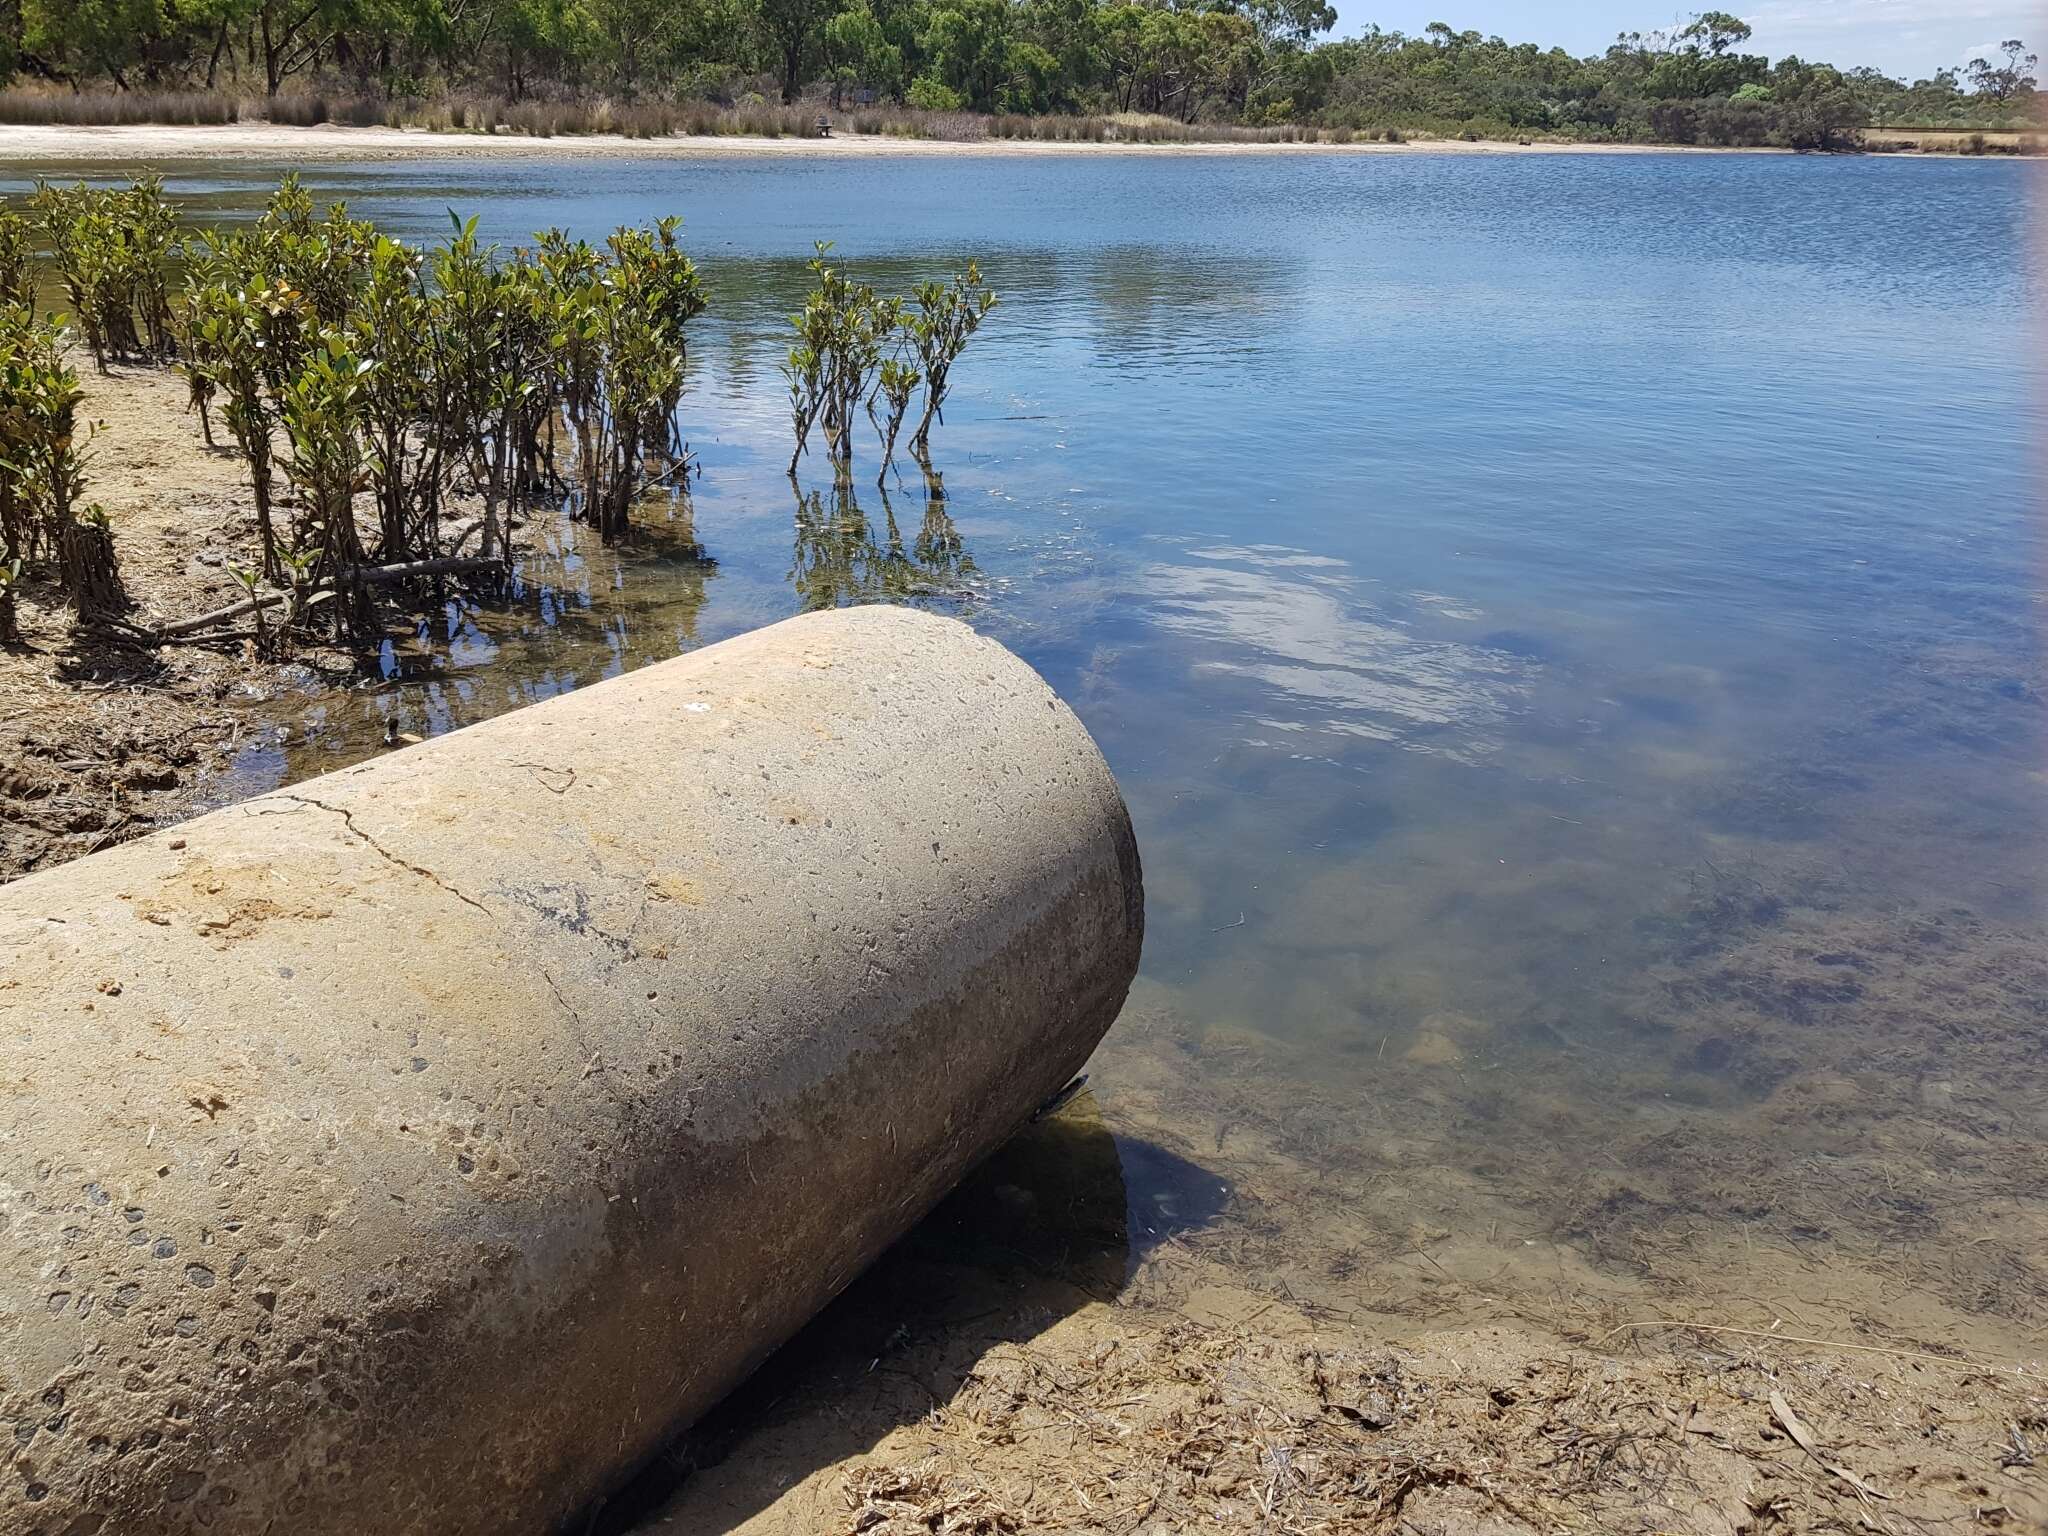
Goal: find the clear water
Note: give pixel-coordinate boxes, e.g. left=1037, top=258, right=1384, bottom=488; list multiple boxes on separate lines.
left=15, top=150, right=2046, bottom=1356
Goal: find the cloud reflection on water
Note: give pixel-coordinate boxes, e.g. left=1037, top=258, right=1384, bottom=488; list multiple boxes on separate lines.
left=1139, top=550, right=1530, bottom=762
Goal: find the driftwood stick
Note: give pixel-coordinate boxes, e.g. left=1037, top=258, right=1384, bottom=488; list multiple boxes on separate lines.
left=155, top=556, right=502, bottom=639
left=155, top=590, right=288, bottom=638
left=352, top=555, right=501, bottom=585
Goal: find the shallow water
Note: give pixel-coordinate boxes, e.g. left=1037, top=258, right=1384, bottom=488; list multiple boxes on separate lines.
left=14, top=151, right=2046, bottom=1365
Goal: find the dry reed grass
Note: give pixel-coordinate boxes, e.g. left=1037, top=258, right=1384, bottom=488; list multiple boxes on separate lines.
left=0, top=86, right=1376, bottom=145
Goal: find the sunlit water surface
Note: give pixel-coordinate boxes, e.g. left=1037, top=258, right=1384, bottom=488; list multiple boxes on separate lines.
left=14, top=151, right=2046, bottom=1371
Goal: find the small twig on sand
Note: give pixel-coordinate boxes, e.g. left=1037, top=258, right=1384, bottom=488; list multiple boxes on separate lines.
left=1209, top=912, right=1246, bottom=933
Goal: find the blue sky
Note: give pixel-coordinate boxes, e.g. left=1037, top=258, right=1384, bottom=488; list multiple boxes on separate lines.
left=1325, top=3, right=2048, bottom=81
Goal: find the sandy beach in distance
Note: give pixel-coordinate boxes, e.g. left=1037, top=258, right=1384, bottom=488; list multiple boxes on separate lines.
left=0, top=119, right=1794, bottom=162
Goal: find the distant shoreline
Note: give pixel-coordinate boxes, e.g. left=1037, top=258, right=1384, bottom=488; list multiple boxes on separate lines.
left=0, top=121, right=2025, bottom=163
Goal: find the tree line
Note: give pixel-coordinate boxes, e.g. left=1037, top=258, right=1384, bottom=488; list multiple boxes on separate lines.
left=0, top=4, right=2037, bottom=142
left=1312, top=19, right=2038, bottom=147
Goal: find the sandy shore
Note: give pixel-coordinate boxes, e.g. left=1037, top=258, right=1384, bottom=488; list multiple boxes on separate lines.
left=0, top=120, right=1792, bottom=162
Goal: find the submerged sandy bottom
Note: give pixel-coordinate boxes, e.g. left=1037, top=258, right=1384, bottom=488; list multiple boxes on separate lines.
left=616, top=478, right=2048, bottom=1528
left=616, top=953, right=2048, bottom=1532
left=611, top=860, right=2048, bottom=1531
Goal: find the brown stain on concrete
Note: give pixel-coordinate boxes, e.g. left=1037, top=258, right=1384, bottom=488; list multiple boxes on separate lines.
left=644, top=872, right=702, bottom=905
left=193, top=896, right=338, bottom=944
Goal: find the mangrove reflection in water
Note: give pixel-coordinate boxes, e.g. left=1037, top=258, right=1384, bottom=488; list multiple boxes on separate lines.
left=227, top=487, right=724, bottom=783
left=68, top=150, right=2039, bottom=1369
left=790, top=473, right=981, bottom=612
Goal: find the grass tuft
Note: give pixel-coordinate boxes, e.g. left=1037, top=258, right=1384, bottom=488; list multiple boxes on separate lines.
left=0, top=88, right=245, bottom=126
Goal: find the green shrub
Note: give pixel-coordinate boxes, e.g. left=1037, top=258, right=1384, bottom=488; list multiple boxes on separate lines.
left=25, top=177, right=181, bottom=371
left=907, top=76, right=966, bottom=112
left=0, top=306, right=122, bottom=620
left=0, top=212, right=33, bottom=309
left=785, top=248, right=996, bottom=480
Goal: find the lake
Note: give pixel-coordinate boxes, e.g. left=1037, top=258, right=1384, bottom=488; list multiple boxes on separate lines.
left=12, top=146, right=2046, bottom=1486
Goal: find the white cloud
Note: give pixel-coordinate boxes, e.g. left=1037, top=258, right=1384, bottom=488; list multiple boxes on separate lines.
left=1741, top=0, right=2043, bottom=76
left=1747, top=0, right=2036, bottom=27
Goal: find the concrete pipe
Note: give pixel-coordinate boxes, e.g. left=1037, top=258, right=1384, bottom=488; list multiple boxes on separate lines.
left=0, top=606, right=1143, bottom=1535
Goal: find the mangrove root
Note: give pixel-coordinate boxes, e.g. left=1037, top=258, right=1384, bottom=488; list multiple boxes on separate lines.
left=156, top=555, right=502, bottom=639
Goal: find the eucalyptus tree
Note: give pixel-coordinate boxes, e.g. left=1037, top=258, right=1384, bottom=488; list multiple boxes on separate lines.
left=757, top=0, right=834, bottom=101
left=1967, top=39, right=2039, bottom=104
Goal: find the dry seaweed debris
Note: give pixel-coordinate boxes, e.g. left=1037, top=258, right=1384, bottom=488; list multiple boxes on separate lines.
left=842, top=1463, right=1021, bottom=1535
left=803, top=1307, right=2046, bottom=1536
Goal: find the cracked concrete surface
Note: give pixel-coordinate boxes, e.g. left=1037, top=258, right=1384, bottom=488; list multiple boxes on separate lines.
left=269, top=792, right=497, bottom=917
left=0, top=607, right=1143, bottom=1535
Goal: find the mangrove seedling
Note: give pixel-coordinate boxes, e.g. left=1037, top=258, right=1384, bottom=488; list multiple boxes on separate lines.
left=226, top=563, right=275, bottom=656
left=784, top=243, right=896, bottom=475
left=26, top=177, right=183, bottom=370
left=869, top=356, right=922, bottom=484
left=0, top=212, right=32, bottom=310
left=276, top=331, right=376, bottom=637
left=60, top=506, right=128, bottom=622
left=121, top=176, right=181, bottom=362
left=0, top=306, right=124, bottom=620
left=906, top=261, right=997, bottom=459
left=518, top=220, right=704, bottom=540
left=35, top=176, right=721, bottom=651
left=350, top=234, right=448, bottom=562
left=785, top=251, right=997, bottom=475
left=182, top=275, right=300, bottom=579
